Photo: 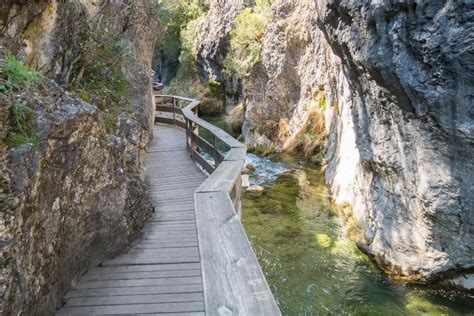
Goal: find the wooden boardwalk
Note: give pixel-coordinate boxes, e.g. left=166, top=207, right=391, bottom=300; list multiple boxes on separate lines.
left=58, top=92, right=280, bottom=315
left=57, top=124, right=207, bottom=315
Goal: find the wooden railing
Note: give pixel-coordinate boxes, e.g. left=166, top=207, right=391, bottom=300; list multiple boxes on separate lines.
left=154, top=94, right=281, bottom=315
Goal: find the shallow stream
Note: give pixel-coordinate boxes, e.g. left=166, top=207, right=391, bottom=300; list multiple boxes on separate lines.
left=202, top=116, right=474, bottom=315
left=242, top=154, right=473, bottom=315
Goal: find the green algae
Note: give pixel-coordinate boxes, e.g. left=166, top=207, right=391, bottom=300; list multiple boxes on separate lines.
left=405, top=291, right=453, bottom=316
left=314, top=233, right=331, bottom=248
left=241, top=154, right=473, bottom=315
left=205, top=114, right=473, bottom=315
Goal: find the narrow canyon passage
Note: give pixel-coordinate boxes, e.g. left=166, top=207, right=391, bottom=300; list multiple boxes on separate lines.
left=1, top=0, right=473, bottom=314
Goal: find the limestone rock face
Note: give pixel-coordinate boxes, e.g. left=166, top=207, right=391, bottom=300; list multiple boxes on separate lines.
left=318, top=0, right=474, bottom=283
left=195, top=0, right=251, bottom=109
left=0, top=0, right=158, bottom=314
left=197, top=0, right=474, bottom=286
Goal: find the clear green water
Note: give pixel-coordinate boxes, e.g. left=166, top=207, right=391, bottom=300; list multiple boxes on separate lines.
left=241, top=154, right=474, bottom=315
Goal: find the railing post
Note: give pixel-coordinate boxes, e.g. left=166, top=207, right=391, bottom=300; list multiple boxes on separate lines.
left=173, top=98, right=176, bottom=127
left=189, top=120, right=195, bottom=161
left=213, top=135, right=220, bottom=168
left=185, top=118, right=191, bottom=153
left=235, top=175, right=242, bottom=218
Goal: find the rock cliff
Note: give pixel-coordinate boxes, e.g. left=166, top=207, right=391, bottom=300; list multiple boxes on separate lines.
left=195, top=0, right=251, bottom=110
left=0, top=0, right=158, bottom=314
left=196, top=0, right=474, bottom=287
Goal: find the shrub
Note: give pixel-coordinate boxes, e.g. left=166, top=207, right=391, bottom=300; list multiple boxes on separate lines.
left=207, top=78, right=224, bottom=97
left=0, top=53, right=42, bottom=148
left=0, top=52, right=40, bottom=92
left=71, top=21, right=131, bottom=112
left=6, top=101, right=41, bottom=148
left=155, top=0, right=208, bottom=85
left=223, top=0, right=273, bottom=78
left=190, top=80, right=224, bottom=116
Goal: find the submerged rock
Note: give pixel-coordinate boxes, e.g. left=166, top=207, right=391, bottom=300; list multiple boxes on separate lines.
left=405, top=292, right=452, bottom=315
left=245, top=162, right=256, bottom=172
left=314, top=233, right=331, bottom=248
left=241, top=174, right=250, bottom=188
left=247, top=184, right=264, bottom=194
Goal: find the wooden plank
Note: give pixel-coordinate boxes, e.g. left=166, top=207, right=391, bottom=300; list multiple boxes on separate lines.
left=152, top=213, right=195, bottom=221
left=181, top=107, right=244, bottom=148
left=135, top=241, right=198, bottom=248
left=140, top=235, right=198, bottom=242
left=143, top=225, right=196, bottom=231
left=126, top=247, right=198, bottom=255
left=192, top=150, right=215, bottom=174
left=56, top=301, right=204, bottom=315
left=145, top=222, right=196, bottom=228
left=175, top=120, right=187, bottom=130
left=148, top=219, right=196, bottom=224
left=143, top=230, right=197, bottom=236
left=82, top=269, right=201, bottom=281
left=141, top=229, right=196, bottom=236
left=137, top=238, right=197, bottom=245
left=144, top=225, right=196, bottom=231
left=196, top=160, right=244, bottom=193
left=149, top=211, right=195, bottom=217
left=195, top=191, right=280, bottom=315
left=88, top=263, right=201, bottom=274
left=155, top=105, right=177, bottom=113
left=191, top=132, right=215, bottom=156
left=74, top=276, right=203, bottom=289
left=65, top=284, right=204, bottom=298
left=153, top=118, right=186, bottom=129
left=142, top=236, right=197, bottom=242
left=224, top=147, right=247, bottom=162
left=155, top=117, right=175, bottom=125
left=102, top=256, right=200, bottom=266
left=66, top=292, right=204, bottom=307
left=155, top=94, right=195, bottom=103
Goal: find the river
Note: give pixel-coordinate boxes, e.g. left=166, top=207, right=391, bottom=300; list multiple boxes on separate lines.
left=202, top=116, right=474, bottom=315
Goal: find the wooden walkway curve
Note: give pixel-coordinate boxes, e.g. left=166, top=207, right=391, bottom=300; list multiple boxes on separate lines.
left=57, top=125, right=206, bottom=315
left=57, top=93, right=280, bottom=315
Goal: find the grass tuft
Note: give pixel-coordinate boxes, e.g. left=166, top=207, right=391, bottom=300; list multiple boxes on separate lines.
left=0, top=52, right=40, bottom=92
left=6, top=101, right=41, bottom=148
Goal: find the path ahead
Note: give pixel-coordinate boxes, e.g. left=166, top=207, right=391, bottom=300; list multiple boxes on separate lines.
left=57, top=124, right=207, bottom=315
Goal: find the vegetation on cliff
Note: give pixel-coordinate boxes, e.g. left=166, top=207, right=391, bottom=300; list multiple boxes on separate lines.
left=0, top=52, right=41, bottom=148
left=223, top=0, right=273, bottom=79
left=155, top=0, right=206, bottom=89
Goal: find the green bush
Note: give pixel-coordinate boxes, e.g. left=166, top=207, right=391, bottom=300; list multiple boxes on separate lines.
left=0, top=52, right=40, bottom=92
left=207, top=78, right=224, bottom=97
left=223, top=0, right=273, bottom=78
left=6, top=101, right=41, bottom=148
left=155, top=0, right=208, bottom=85
left=0, top=53, right=42, bottom=148
left=71, top=21, right=131, bottom=112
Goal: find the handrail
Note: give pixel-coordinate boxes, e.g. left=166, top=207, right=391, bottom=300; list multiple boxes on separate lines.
left=154, top=94, right=281, bottom=315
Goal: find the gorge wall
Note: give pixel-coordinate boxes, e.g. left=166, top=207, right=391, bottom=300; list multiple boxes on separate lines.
left=196, top=0, right=474, bottom=287
left=0, top=0, right=158, bottom=314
